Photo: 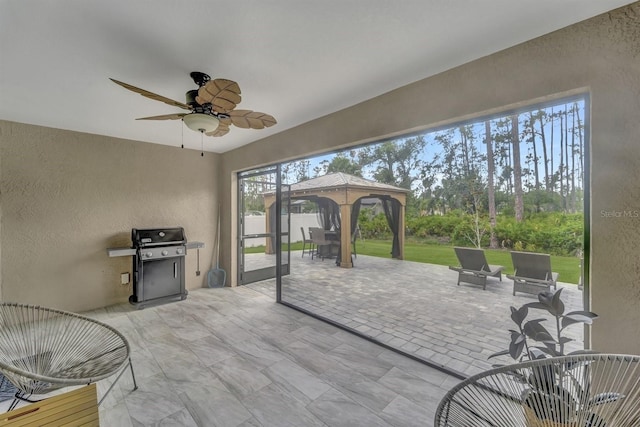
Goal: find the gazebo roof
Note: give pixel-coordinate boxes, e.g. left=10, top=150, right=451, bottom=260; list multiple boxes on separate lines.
left=289, top=172, right=409, bottom=194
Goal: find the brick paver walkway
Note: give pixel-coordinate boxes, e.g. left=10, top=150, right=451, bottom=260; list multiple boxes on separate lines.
left=246, top=252, right=585, bottom=377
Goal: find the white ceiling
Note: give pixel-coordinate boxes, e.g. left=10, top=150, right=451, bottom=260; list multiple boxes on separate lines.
left=0, top=1, right=633, bottom=153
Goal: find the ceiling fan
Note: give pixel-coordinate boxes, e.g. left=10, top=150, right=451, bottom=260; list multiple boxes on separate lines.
left=110, top=71, right=276, bottom=137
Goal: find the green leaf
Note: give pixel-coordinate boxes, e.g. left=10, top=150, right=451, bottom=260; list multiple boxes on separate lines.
left=540, top=342, right=561, bottom=356
left=522, top=302, right=547, bottom=310
left=523, top=319, right=554, bottom=343
left=538, top=291, right=555, bottom=308
left=565, top=310, right=598, bottom=319
left=528, top=347, right=549, bottom=359
left=510, top=330, right=526, bottom=348
left=514, top=334, right=526, bottom=345
left=559, top=336, right=573, bottom=345
left=488, top=349, right=510, bottom=360
left=551, top=288, right=565, bottom=316
left=510, top=305, right=528, bottom=326
left=509, top=338, right=526, bottom=360
left=561, top=311, right=598, bottom=330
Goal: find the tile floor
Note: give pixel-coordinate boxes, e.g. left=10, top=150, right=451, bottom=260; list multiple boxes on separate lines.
left=83, top=286, right=459, bottom=426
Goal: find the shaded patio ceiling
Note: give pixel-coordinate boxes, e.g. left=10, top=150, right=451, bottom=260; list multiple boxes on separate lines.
left=2, top=1, right=632, bottom=153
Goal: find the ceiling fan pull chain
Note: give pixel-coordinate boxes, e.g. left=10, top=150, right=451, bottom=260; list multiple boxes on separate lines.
left=201, top=130, right=204, bottom=157
left=181, top=119, right=184, bottom=149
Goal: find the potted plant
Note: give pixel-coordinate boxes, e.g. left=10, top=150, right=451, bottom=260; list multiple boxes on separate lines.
left=489, top=288, right=622, bottom=426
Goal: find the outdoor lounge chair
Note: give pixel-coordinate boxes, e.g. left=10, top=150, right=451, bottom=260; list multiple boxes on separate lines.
left=507, top=250, right=558, bottom=296
left=448, top=247, right=504, bottom=290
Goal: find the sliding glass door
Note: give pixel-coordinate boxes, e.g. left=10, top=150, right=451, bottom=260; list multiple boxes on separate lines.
left=238, top=166, right=290, bottom=285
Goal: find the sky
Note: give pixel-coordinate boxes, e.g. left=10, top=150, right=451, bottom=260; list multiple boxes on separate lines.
left=283, top=97, right=586, bottom=195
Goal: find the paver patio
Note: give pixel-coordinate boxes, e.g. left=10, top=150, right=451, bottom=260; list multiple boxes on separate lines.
left=246, top=251, right=585, bottom=377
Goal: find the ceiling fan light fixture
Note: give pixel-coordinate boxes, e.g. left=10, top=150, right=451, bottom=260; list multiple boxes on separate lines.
left=183, top=113, right=219, bottom=133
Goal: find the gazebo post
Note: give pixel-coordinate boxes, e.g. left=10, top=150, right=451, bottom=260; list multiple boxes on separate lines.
left=398, top=203, right=405, bottom=260
left=264, top=198, right=274, bottom=254
left=339, top=204, right=353, bottom=268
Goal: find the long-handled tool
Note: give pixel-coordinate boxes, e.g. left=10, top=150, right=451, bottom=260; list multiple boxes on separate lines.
left=207, top=205, right=226, bottom=287
left=196, top=247, right=201, bottom=276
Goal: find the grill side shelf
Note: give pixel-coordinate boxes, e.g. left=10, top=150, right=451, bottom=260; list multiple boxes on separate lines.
left=107, top=247, right=136, bottom=257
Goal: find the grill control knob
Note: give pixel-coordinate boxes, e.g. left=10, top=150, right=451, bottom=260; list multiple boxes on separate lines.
left=176, top=248, right=184, bottom=254
left=159, top=231, right=165, bottom=237
left=145, top=252, right=153, bottom=258
left=161, top=250, right=169, bottom=256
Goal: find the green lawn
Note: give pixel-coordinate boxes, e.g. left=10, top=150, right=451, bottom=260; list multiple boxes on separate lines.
left=247, top=239, right=582, bottom=284
left=355, top=239, right=581, bottom=284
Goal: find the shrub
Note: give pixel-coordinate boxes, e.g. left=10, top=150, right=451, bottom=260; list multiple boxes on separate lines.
left=358, top=212, right=390, bottom=239
left=406, top=212, right=461, bottom=238
left=402, top=211, right=583, bottom=256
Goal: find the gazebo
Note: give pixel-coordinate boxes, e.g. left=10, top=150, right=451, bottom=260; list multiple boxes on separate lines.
left=264, top=172, right=409, bottom=268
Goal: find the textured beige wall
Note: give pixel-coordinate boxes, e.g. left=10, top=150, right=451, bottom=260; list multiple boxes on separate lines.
left=221, top=3, right=640, bottom=354
left=0, top=121, right=219, bottom=312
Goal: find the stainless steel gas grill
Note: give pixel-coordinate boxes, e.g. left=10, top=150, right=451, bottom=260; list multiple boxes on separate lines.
left=108, top=227, right=204, bottom=309
left=130, top=227, right=188, bottom=308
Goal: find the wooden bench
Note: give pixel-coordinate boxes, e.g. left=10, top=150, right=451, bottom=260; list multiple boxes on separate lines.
left=0, top=384, right=99, bottom=426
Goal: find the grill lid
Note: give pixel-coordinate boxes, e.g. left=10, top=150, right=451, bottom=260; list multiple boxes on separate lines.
left=132, top=227, right=186, bottom=248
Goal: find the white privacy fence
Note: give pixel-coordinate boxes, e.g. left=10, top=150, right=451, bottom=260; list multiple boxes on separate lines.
left=242, top=213, right=322, bottom=248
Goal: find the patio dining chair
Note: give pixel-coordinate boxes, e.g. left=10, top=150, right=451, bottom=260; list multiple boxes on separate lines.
left=0, top=302, right=138, bottom=410
left=508, top=251, right=558, bottom=296
left=309, top=227, right=339, bottom=260
left=301, top=227, right=314, bottom=257
left=449, top=247, right=504, bottom=290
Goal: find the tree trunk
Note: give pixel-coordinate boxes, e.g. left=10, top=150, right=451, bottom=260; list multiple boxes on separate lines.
left=549, top=107, right=555, bottom=191
left=529, top=112, right=540, bottom=192
left=559, top=109, right=565, bottom=210
left=511, top=115, right=524, bottom=222
left=571, top=104, right=577, bottom=212
left=485, top=121, right=498, bottom=248
left=576, top=103, right=584, bottom=194
left=538, top=111, right=550, bottom=192
left=564, top=108, right=572, bottom=212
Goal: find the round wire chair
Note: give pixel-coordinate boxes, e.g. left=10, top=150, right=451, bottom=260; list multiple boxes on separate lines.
left=435, top=354, right=640, bottom=426
left=0, top=302, right=137, bottom=407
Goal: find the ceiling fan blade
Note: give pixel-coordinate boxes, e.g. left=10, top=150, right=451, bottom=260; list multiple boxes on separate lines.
left=218, top=115, right=232, bottom=126
left=196, top=79, right=242, bottom=113
left=110, top=78, right=191, bottom=110
left=205, top=123, right=230, bottom=137
left=229, top=110, right=277, bottom=129
left=136, top=113, right=187, bottom=120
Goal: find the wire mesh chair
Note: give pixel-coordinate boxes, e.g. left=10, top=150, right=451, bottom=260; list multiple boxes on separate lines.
left=0, top=302, right=138, bottom=409
left=435, top=354, right=640, bottom=426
